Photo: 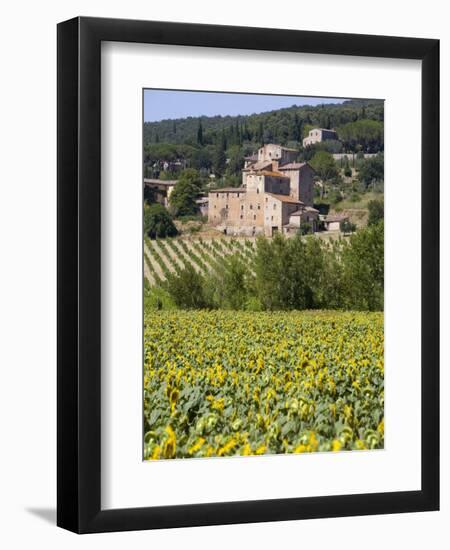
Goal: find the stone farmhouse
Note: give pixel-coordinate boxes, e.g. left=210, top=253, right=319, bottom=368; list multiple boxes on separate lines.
left=144, top=178, right=178, bottom=208
left=321, top=213, right=349, bottom=231
left=303, top=128, right=338, bottom=147
left=208, top=144, right=318, bottom=236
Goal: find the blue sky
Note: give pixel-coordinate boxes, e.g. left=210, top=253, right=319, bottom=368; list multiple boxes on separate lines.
left=143, top=89, right=347, bottom=122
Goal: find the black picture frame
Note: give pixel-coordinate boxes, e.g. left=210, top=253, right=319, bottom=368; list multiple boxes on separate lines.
left=57, top=16, right=439, bottom=534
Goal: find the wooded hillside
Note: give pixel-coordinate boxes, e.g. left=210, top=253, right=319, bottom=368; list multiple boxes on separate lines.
left=143, top=98, right=384, bottom=153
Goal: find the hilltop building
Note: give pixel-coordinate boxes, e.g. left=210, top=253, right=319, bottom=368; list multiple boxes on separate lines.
left=303, top=128, right=338, bottom=147
left=208, top=144, right=318, bottom=236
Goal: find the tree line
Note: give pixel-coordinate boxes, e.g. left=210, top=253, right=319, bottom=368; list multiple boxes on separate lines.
left=144, top=98, right=383, bottom=149
left=147, top=221, right=384, bottom=313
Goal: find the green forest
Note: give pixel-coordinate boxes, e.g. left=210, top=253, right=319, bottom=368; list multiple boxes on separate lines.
left=143, top=98, right=384, bottom=181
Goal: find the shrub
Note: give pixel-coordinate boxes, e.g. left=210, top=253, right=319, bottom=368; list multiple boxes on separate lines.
left=169, top=168, right=204, bottom=217
left=367, top=199, right=384, bottom=226
left=144, top=203, right=178, bottom=239
left=144, top=286, right=177, bottom=312
left=166, top=264, right=210, bottom=309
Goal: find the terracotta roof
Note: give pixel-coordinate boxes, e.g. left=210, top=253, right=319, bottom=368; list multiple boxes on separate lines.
left=244, top=160, right=272, bottom=171
left=209, top=187, right=246, bottom=193
left=309, top=128, right=337, bottom=134
left=144, top=178, right=178, bottom=186
left=258, top=170, right=289, bottom=178
left=278, top=162, right=307, bottom=170
left=324, top=214, right=348, bottom=222
left=267, top=193, right=303, bottom=204
left=290, top=207, right=319, bottom=218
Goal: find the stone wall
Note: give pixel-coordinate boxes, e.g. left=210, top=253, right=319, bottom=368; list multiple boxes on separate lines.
left=281, top=165, right=314, bottom=206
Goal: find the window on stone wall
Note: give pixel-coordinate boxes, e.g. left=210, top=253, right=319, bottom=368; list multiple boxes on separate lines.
left=257, top=204, right=260, bottom=210
left=250, top=204, right=253, bottom=210
left=226, top=204, right=228, bottom=209
left=273, top=204, right=276, bottom=209
left=240, top=214, right=243, bottom=219
left=271, top=216, right=273, bottom=221
left=241, top=205, right=244, bottom=210
left=253, top=215, right=256, bottom=220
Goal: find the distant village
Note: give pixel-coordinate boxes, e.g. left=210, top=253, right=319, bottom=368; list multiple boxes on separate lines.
left=144, top=128, right=365, bottom=236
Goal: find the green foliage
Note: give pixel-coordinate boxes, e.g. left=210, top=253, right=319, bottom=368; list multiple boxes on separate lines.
left=226, top=145, right=245, bottom=176
left=189, top=147, right=213, bottom=171
left=213, top=140, right=227, bottom=176
left=169, top=169, right=204, bottom=217
left=298, top=222, right=313, bottom=235
left=144, top=142, right=196, bottom=164
left=303, top=140, right=343, bottom=156
left=146, top=225, right=384, bottom=313
left=302, top=123, right=315, bottom=139
left=309, top=150, right=339, bottom=182
left=197, top=120, right=203, bottom=146
left=326, top=189, right=343, bottom=205
left=358, top=154, right=384, bottom=188
left=221, top=254, right=251, bottom=310
left=165, top=264, right=210, bottom=309
left=367, top=199, right=384, bottom=226
left=254, top=235, right=321, bottom=310
left=143, top=185, right=156, bottom=205
left=200, top=253, right=252, bottom=310
left=341, top=221, right=384, bottom=311
left=143, top=99, right=384, bottom=151
left=343, top=157, right=352, bottom=178
left=244, top=296, right=263, bottom=312
left=144, top=285, right=177, bottom=312
left=338, top=119, right=384, bottom=153
left=144, top=203, right=178, bottom=239
left=341, top=220, right=357, bottom=234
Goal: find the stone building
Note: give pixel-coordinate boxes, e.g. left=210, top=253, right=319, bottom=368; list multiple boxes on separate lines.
left=208, top=144, right=317, bottom=236
left=283, top=206, right=320, bottom=235
left=144, top=178, right=177, bottom=208
left=322, top=213, right=349, bottom=231
left=303, top=128, right=338, bottom=147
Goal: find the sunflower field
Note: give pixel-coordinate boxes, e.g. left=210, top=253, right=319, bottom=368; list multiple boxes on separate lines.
left=143, top=310, right=384, bottom=459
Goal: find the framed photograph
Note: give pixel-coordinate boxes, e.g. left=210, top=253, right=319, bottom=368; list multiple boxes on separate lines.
left=57, top=17, right=439, bottom=533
